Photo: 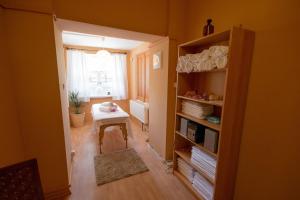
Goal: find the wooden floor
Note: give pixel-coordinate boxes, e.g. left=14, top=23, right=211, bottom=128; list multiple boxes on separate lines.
left=68, top=118, right=196, bottom=200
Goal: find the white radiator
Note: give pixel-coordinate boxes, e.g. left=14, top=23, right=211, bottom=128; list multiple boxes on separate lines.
left=130, top=100, right=149, bottom=124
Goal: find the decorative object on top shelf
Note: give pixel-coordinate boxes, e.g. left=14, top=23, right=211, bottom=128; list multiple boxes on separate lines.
left=185, top=91, right=203, bottom=100
left=178, top=96, right=223, bottom=107
left=176, top=45, right=228, bottom=73
left=184, top=91, right=223, bottom=102
left=153, top=51, right=162, bottom=69
left=208, top=94, right=220, bottom=101
left=69, top=91, right=85, bottom=127
left=203, top=19, right=214, bottom=36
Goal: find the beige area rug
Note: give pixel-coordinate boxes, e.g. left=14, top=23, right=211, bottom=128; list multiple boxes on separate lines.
left=94, top=148, right=149, bottom=185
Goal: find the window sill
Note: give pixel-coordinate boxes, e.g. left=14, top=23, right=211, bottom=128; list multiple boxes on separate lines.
left=90, top=96, right=112, bottom=99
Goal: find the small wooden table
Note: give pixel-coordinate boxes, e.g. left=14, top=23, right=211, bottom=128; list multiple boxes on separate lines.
left=99, top=123, right=128, bottom=153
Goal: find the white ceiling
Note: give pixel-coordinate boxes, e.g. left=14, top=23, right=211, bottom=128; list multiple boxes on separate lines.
left=62, top=31, right=144, bottom=50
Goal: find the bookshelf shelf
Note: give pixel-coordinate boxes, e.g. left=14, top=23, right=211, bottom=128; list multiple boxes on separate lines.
left=176, top=112, right=221, bottom=131
left=177, top=95, right=223, bottom=107
left=176, top=131, right=217, bottom=157
left=177, top=67, right=227, bottom=74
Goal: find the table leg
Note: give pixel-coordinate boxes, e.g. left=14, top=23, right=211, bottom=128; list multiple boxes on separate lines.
left=120, top=123, right=128, bottom=148
left=98, top=123, right=127, bottom=153
left=99, top=126, right=105, bottom=154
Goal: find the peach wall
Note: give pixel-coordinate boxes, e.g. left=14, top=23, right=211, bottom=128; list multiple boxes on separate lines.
left=165, top=39, right=179, bottom=160
left=167, top=0, right=187, bottom=42
left=185, top=0, right=300, bottom=199
left=53, top=0, right=169, bottom=36
left=1, top=0, right=171, bottom=35
left=4, top=10, right=69, bottom=193
left=164, top=0, right=187, bottom=160
left=0, top=7, right=25, bottom=167
left=126, top=1, right=187, bottom=160
left=129, top=39, right=172, bottom=159
left=53, top=21, right=72, bottom=184
left=148, top=39, right=170, bottom=159
left=128, top=38, right=172, bottom=159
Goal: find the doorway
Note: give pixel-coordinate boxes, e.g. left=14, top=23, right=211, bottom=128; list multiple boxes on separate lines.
left=53, top=18, right=175, bottom=199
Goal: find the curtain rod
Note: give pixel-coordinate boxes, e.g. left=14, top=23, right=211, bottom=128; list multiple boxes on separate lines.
left=0, top=4, right=52, bottom=16
left=65, top=47, right=127, bottom=55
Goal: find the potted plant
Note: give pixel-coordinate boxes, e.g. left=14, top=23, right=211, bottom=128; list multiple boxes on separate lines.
left=69, top=91, right=85, bottom=127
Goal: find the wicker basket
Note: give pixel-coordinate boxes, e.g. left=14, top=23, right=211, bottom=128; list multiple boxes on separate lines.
left=70, top=112, right=85, bottom=127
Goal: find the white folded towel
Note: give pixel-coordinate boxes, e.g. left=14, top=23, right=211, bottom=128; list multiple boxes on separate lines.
left=176, top=45, right=229, bottom=73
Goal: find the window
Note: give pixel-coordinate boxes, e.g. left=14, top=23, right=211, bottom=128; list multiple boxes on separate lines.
left=85, top=51, right=113, bottom=97
left=67, top=49, right=128, bottom=101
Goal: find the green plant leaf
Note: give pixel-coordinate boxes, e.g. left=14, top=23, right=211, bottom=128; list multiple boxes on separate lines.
left=69, top=91, right=83, bottom=114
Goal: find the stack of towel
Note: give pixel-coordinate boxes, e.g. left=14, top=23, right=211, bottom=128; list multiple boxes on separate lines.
left=99, top=102, right=118, bottom=112
left=177, top=158, right=195, bottom=183
left=177, top=45, right=229, bottom=73
left=182, top=101, right=213, bottom=119
left=192, top=172, right=214, bottom=200
left=191, top=146, right=217, bottom=181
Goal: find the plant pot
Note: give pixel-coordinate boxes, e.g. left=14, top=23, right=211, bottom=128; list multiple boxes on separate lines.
left=70, top=112, right=85, bottom=128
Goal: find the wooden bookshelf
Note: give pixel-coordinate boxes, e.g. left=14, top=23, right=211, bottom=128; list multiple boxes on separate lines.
left=173, top=27, right=255, bottom=200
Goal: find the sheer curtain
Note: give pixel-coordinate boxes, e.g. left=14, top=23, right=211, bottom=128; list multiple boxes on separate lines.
left=111, top=53, right=128, bottom=100
left=67, top=50, right=128, bottom=101
left=66, top=49, right=90, bottom=102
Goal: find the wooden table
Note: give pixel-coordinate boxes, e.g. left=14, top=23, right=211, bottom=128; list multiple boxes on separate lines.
left=91, top=103, right=132, bottom=154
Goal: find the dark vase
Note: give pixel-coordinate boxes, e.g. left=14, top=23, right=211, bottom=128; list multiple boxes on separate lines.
left=203, top=19, right=214, bottom=36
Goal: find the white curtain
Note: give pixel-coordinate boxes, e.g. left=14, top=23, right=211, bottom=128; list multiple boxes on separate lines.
left=111, top=53, right=128, bottom=100
left=66, top=50, right=90, bottom=102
